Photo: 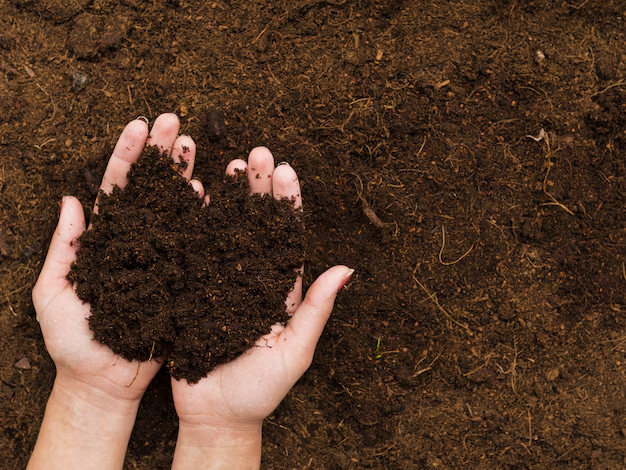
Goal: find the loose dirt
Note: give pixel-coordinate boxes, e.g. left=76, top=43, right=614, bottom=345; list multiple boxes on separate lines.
left=1, top=1, right=624, bottom=468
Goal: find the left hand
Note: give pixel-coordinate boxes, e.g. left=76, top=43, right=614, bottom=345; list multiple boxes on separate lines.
left=33, top=114, right=196, bottom=403
left=29, top=114, right=199, bottom=469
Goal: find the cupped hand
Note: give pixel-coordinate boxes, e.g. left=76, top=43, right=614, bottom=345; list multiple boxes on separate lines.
left=171, top=148, right=352, bottom=440
left=32, top=113, right=198, bottom=404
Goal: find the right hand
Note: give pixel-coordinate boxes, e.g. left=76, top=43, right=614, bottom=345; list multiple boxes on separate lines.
left=171, top=148, right=352, bottom=458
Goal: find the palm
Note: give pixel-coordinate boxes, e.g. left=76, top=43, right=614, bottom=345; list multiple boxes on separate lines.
left=35, top=282, right=159, bottom=399
left=172, top=325, right=302, bottom=426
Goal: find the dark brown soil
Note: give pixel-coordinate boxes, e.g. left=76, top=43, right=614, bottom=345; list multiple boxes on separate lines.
left=67, top=146, right=305, bottom=383
left=1, top=1, right=625, bottom=468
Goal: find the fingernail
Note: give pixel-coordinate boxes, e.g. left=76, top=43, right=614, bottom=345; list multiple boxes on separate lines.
left=136, top=116, right=149, bottom=125
left=276, top=162, right=290, bottom=167
left=191, top=176, right=202, bottom=182
left=338, top=268, right=355, bottom=291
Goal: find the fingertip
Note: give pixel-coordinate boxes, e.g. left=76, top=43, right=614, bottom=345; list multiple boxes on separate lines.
left=190, top=179, right=205, bottom=198
left=60, top=196, right=86, bottom=229
left=302, top=265, right=353, bottom=305
left=176, top=135, right=196, bottom=158
left=226, top=159, right=247, bottom=176
left=286, top=265, right=352, bottom=344
left=128, top=117, right=149, bottom=135
left=153, top=112, right=179, bottom=127
left=247, top=147, right=274, bottom=194
left=249, top=146, right=272, bottom=159
left=172, top=135, right=197, bottom=179
left=337, top=267, right=355, bottom=291
left=272, top=163, right=302, bottom=209
left=272, top=163, right=297, bottom=182
left=113, top=120, right=149, bottom=162
left=148, top=113, right=181, bottom=151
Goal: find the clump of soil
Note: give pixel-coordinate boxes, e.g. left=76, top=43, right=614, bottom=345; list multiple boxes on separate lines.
left=67, top=146, right=306, bottom=383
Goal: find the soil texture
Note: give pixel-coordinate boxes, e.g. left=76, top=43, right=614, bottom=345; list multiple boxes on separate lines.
left=1, top=0, right=625, bottom=468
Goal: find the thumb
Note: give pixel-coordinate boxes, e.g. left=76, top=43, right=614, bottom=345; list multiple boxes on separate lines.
left=33, top=196, right=86, bottom=310
left=279, top=265, right=354, bottom=373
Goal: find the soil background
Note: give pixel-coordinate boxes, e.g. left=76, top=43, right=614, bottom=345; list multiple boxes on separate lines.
left=1, top=0, right=625, bottom=468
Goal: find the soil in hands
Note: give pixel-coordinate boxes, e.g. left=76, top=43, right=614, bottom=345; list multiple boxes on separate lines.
left=67, top=146, right=306, bottom=383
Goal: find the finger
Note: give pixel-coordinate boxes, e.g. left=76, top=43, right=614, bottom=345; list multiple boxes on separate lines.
left=247, top=147, right=274, bottom=195
left=285, top=273, right=303, bottom=315
left=98, top=118, right=149, bottom=196
left=190, top=179, right=205, bottom=198
left=279, top=266, right=353, bottom=371
left=226, top=159, right=247, bottom=177
left=190, top=178, right=211, bottom=207
left=171, top=135, right=196, bottom=180
left=272, top=163, right=304, bottom=313
left=147, top=113, right=180, bottom=155
left=32, top=196, right=86, bottom=310
left=272, top=163, right=302, bottom=210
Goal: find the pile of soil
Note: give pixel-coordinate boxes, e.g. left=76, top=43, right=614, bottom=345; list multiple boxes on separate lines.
left=67, top=146, right=306, bottom=383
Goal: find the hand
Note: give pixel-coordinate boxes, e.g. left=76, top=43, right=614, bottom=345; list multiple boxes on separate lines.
left=171, top=148, right=353, bottom=469
left=29, top=114, right=198, bottom=469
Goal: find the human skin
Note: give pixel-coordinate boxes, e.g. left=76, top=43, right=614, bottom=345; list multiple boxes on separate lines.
left=29, top=114, right=352, bottom=470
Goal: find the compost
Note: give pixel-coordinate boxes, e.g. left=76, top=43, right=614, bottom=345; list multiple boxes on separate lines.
left=68, top=146, right=306, bottom=383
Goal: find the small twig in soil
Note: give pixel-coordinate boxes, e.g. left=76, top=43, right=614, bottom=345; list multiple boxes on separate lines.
left=527, top=130, right=574, bottom=215
left=125, top=361, right=141, bottom=388
left=415, top=135, right=427, bottom=159
left=587, top=79, right=624, bottom=98
left=565, top=0, right=589, bottom=9
left=438, top=226, right=474, bottom=266
left=412, top=266, right=473, bottom=335
left=526, top=409, right=533, bottom=448
left=256, top=276, right=270, bottom=292
left=412, top=351, right=443, bottom=377
left=348, top=172, right=396, bottom=230
left=4, top=295, right=17, bottom=317
left=5, top=283, right=31, bottom=297
left=555, top=442, right=581, bottom=462
left=138, top=88, right=153, bottom=118
left=251, top=22, right=271, bottom=45
left=265, top=419, right=291, bottom=432
left=496, top=337, right=524, bottom=403
left=362, top=203, right=388, bottom=228
left=36, top=83, right=56, bottom=125
left=463, top=352, right=495, bottom=377
left=610, top=336, right=626, bottom=352
left=148, top=341, right=156, bottom=363
left=34, top=138, right=56, bottom=150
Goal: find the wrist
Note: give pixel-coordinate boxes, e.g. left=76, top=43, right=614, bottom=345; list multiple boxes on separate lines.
left=173, top=421, right=263, bottom=470
left=178, top=420, right=263, bottom=447
left=53, top=373, right=143, bottom=415
left=28, top=377, right=140, bottom=470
